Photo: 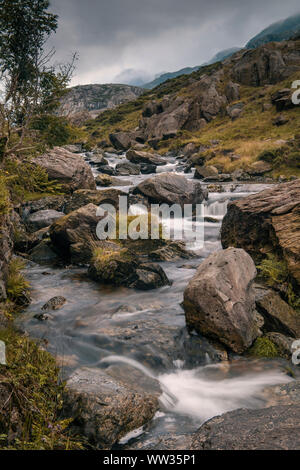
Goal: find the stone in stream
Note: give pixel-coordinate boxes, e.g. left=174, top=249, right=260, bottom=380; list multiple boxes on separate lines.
left=63, top=367, right=158, bottom=449
left=183, top=247, right=259, bottom=354
left=95, top=174, right=132, bottom=187
left=41, top=296, right=67, bottom=311
left=221, top=179, right=300, bottom=289
left=134, top=172, right=208, bottom=207
left=126, top=149, right=166, bottom=166
left=88, top=246, right=171, bottom=290
left=34, top=146, right=96, bottom=192
left=115, top=161, right=140, bottom=176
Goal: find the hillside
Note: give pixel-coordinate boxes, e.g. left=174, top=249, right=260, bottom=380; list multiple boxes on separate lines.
left=83, top=37, right=300, bottom=180
left=143, top=47, right=241, bottom=89
left=58, top=83, right=145, bottom=122
left=246, top=13, right=300, bottom=48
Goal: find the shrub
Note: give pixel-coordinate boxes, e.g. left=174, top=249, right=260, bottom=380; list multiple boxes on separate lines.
left=4, top=157, right=62, bottom=202
left=5, top=258, right=30, bottom=304
left=31, top=115, right=81, bottom=148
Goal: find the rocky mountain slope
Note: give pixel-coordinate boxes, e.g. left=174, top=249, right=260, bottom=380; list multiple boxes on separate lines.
left=84, top=37, right=300, bottom=180
left=58, top=83, right=145, bottom=122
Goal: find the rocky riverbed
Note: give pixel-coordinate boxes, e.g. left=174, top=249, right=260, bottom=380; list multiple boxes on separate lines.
left=9, top=146, right=298, bottom=450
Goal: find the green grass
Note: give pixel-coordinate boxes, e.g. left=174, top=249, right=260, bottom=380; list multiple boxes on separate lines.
left=0, top=328, right=83, bottom=450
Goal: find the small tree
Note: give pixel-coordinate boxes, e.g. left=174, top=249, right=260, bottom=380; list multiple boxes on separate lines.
left=0, top=0, right=77, bottom=159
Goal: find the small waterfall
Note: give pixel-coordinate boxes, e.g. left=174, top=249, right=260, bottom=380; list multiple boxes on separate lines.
left=205, top=199, right=229, bottom=219
left=100, top=355, right=291, bottom=423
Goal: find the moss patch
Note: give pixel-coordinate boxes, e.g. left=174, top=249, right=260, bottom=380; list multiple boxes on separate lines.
left=249, top=337, right=279, bottom=358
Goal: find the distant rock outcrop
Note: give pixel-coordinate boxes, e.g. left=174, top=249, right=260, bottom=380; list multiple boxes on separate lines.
left=58, top=83, right=145, bottom=120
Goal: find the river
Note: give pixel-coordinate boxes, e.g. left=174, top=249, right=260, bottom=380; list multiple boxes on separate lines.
left=17, top=151, right=295, bottom=447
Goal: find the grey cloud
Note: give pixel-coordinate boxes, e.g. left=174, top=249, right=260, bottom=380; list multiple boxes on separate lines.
left=49, top=0, right=300, bottom=85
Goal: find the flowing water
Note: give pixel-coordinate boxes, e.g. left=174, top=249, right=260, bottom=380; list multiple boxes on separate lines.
left=18, top=152, right=296, bottom=446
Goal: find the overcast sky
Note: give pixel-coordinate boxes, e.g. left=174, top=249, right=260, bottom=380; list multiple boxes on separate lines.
left=49, top=0, right=300, bottom=86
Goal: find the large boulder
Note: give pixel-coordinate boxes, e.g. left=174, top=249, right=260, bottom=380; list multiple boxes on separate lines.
left=134, top=173, right=208, bottom=207
left=115, top=161, right=140, bottom=176
left=183, top=248, right=259, bottom=353
left=221, top=180, right=300, bottom=288
left=34, top=147, right=96, bottom=192
left=49, top=203, right=102, bottom=264
left=109, top=132, right=133, bottom=151
left=63, top=367, right=158, bottom=449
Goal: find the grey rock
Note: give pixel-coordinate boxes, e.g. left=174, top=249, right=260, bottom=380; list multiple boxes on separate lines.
left=63, top=367, right=158, bottom=449
left=183, top=248, right=259, bottom=353
left=26, top=210, right=64, bottom=232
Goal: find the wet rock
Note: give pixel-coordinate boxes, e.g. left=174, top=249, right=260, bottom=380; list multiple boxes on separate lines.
left=194, top=165, right=219, bottom=179
left=41, top=296, right=66, bottom=311
left=34, top=147, right=96, bottom=192
left=98, top=165, right=116, bottom=176
left=29, top=240, right=58, bottom=264
left=221, top=179, right=300, bottom=288
left=25, top=209, right=65, bottom=232
left=115, top=161, right=140, bottom=176
left=255, top=289, right=300, bottom=338
left=95, top=174, right=132, bottom=187
left=183, top=248, right=259, bottom=353
left=126, top=149, right=165, bottom=166
left=149, top=241, right=194, bottom=261
left=63, top=367, right=158, bottom=449
left=191, top=404, right=300, bottom=450
left=88, top=246, right=171, bottom=290
left=134, top=173, right=208, bottom=207
left=132, top=263, right=171, bottom=290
